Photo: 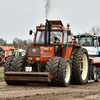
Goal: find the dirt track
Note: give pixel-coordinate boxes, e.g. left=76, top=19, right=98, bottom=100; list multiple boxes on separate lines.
left=0, top=67, right=4, bottom=73
left=0, top=67, right=100, bottom=100
left=0, top=81, right=100, bottom=99
left=0, top=82, right=100, bottom=100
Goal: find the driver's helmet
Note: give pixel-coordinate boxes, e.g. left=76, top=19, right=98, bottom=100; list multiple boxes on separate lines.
left=55, top=36, right=60, bottom=43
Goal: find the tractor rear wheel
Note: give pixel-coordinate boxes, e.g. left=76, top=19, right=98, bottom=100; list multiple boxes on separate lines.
left=5, top=56, right=28, bottom=85
left=69, top=48, right=78, bottom=84
left=72, top=48, right=89, bottom=84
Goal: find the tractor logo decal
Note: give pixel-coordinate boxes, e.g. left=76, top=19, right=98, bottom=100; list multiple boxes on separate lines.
left=32, top=49, right=36, bottom=52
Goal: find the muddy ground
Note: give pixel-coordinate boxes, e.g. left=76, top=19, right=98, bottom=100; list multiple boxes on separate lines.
left=0, top=67, right=4, bottom=73
left=0, top=67, right=4, bottom=82
left=0, top=67, right=100, bottom=100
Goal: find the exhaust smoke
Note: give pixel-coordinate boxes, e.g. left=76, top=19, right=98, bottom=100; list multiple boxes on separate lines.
left=44, top=0, right=51, bottom=19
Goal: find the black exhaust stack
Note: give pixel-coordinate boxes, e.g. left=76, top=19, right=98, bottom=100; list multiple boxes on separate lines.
left=45, top=19, right=51, bottom=47
left=45, top=20, right=48, bottom=46
left=48, top=24, right=51, bottom=46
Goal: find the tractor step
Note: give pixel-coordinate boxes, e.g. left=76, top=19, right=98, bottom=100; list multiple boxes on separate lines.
left=4, top=72, right=51, bottom=82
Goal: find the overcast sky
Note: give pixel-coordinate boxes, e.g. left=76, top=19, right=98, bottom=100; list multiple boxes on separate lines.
left=0, top=0, right=100, bottom=43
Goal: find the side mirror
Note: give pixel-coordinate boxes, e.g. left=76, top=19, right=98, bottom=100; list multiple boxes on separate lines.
left=29, top=30, right=33, bottom=35
left=67, top=30, right=71, bottom=35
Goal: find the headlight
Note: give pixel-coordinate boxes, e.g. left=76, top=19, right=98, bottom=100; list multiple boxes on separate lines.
left=28, top=57, right=32, bottom=60
left=36, top=57, right=40, bottom=60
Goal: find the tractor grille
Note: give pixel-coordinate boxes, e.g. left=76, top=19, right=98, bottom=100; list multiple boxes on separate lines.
left=28, top=47, right=40, bottom=56
left=42, top=53, right=52, bottom=56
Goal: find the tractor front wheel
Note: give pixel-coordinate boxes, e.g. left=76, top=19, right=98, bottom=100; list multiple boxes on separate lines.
left=5, top=56, right=28, bottom=85
left=58, top=58, right=71, bottom=87
left=4, top=56, right=14, bottom=73
left=45, top=57, right=61, bottom=86
left=45, top=57, right=71, bottom=87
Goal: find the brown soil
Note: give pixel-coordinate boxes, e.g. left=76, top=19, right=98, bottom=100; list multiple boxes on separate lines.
left=0, top=81, right=100, bottom=100
left=0, top=67, right=100, bottom=100
left=0, top=67, right=4, bottom=73
left=0, top=67, right=4, bottom=82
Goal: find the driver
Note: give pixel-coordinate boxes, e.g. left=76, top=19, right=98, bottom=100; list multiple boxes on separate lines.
left=50, top=32, right=60, bottom=43
left=54, top=36, right=60, bottom=43
left=82, top=39, right=91, bottom=46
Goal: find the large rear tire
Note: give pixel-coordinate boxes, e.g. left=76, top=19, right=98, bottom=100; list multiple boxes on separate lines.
left=69, top=48, right=78, bottom=84
left=72, top=48, right=89, bottom=84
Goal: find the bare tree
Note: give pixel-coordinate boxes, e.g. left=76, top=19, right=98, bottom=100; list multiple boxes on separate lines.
left=0, top=38, right=7, bottom=46
left=12, top=38, right=32, bottom=49
left=90, top=25, right=100, bottom=35
left=27, top=39, right=32, bottom=45
left=0, top=37, right=32, bottom=49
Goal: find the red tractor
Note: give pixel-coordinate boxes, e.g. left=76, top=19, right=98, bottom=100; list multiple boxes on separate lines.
left=0, top=48, right=13, bottom=66
left=4, top=20, right=89, bottom=86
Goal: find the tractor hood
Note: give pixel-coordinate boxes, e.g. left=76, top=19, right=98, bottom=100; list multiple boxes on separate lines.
left=27, top=46, right=54, bottom=61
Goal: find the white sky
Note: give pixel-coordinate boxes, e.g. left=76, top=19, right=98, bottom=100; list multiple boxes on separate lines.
left=0, top=0, right=100, bottom=43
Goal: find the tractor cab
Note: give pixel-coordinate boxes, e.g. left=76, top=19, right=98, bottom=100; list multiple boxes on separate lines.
left=73, top=33, right=99, bottom=56
left=28, top=20, right=73, bottom=61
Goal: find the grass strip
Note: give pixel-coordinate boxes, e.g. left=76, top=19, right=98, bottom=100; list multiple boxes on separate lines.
left=0, top=73, right=4, bottom=78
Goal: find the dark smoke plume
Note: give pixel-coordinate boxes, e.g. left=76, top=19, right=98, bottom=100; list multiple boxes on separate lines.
left=44, top=0, right=51, bottom=19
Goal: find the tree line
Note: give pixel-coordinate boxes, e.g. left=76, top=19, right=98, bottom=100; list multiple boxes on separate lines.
left=0, top=37, right=32, bottom=49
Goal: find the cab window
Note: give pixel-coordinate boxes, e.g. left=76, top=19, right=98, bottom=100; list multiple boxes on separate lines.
left=64, top=31, right=67, bottom=44
left=68, top=35, right=72, bottom=43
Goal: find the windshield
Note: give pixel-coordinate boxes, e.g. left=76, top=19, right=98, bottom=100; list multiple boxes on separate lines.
left=75, top=37, right=93, bottom=46
left=35, top=31, right=62, bottom=43
left=0, top=51, right=4, bottom=55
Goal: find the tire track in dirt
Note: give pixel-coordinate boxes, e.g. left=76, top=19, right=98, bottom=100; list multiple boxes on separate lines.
left=0, top=82, right=100, bottom=100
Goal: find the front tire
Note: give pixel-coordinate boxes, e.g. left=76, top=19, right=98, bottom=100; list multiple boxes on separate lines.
left=5, top=56, right=28, bottom=85
left=45, top=57, right=61, bottom=86
left=45, top=57, right=71, bottom=87
left=58, top=58, right=71, bottom=87
left=4, top=56, right=14, bottom=73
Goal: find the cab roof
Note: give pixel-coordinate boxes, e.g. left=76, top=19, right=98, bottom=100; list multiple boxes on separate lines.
left=73, top=33, right=98, bottom=37
left=47, top=20, right=63, bottom=26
